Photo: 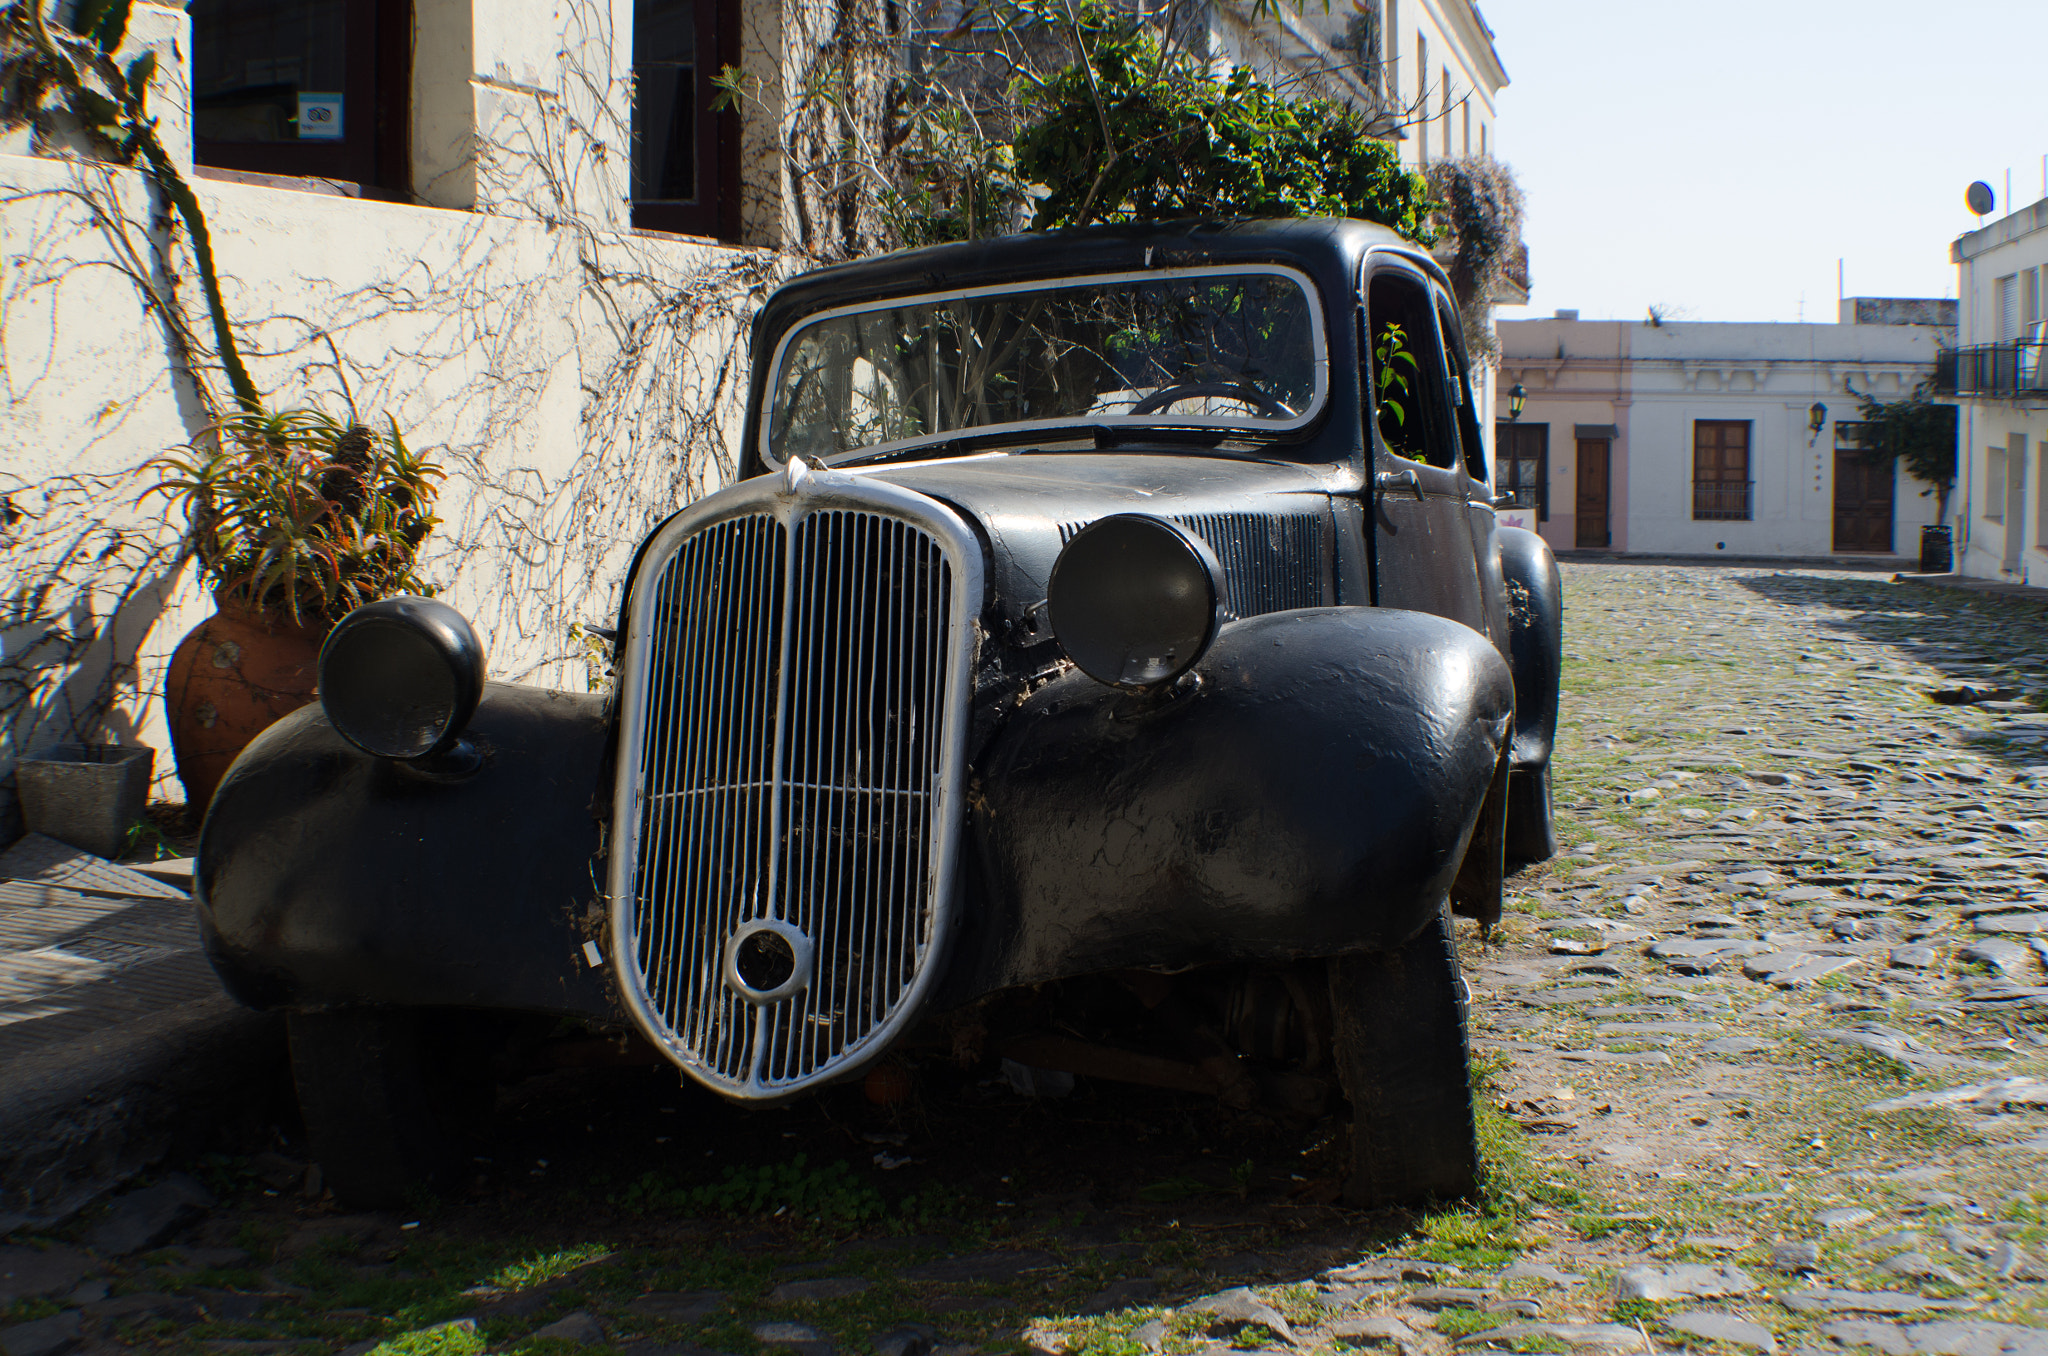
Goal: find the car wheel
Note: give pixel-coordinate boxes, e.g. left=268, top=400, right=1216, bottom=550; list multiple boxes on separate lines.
left=1326, top=906, right=1479, bottom=1207
left=288, top=1008, right=492, bottom=1208
left=1505, top=763, right=1557, bottom=864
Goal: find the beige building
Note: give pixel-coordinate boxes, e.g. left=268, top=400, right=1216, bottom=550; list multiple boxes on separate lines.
left=1496, top=306, right=1949, bottom=560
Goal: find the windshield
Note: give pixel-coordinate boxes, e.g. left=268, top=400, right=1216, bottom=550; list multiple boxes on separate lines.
left=764, top=265, right=1327, bottom=465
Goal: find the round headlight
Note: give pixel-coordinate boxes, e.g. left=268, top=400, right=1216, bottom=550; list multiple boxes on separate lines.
left=1047, top=514, right=1225, bottom=689
left=319, top=596, right=486, bottom=761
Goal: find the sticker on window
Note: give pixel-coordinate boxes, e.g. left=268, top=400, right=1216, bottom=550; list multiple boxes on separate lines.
left=297, top=94, right=344, bottom=140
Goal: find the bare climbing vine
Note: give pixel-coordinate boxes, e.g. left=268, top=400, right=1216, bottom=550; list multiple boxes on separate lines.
left=0, top=0, right=781, bottom=809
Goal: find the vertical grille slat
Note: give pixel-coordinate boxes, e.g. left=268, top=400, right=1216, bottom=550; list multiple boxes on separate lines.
left=1057, top=511, right=1329, bottom=621
left=616, top=487, right=970, bottom=1098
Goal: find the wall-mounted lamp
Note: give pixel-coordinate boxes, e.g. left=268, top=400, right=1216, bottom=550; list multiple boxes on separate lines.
left=1807, top=401, right=1827, bottom=446
left=1508, top=382, right=1527, bottom=423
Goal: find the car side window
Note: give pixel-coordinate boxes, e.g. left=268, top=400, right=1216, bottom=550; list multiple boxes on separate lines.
left=1365, top=271, right=1457, bottom=470
left=1435, top=295, right=1489, bottom=483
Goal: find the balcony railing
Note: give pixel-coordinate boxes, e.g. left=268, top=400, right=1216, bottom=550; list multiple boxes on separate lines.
left=1692, top=480, right=1752, bottom=521
left=1934, top=342, right=2048, bottom=398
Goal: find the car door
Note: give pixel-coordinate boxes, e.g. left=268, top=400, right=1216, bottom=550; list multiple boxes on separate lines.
left=1362, top=259, right=1486, bottom=632
left=1438, top=292, right=1509, bottom=647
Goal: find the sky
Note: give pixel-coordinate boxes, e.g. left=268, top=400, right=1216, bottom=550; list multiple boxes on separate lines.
left=1483, top=0, right=2048, bottom=325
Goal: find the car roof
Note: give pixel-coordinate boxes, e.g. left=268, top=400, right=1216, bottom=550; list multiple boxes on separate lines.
left=753, top=217, right=1439, bottom=338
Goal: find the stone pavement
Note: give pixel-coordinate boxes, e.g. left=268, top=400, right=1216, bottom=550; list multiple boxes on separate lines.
left=0, top=835, right=282, bottom=1232
left=1464, top=561, right=2048, bottom=1349
left=1894, top=573, right=2048, bottom=608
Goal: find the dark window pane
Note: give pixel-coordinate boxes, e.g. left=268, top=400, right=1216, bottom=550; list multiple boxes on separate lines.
left=191, top=0, right=347, bottom=143
left=636, top=0, right=697, bottom=63
left=632, top=64, right=698, bottom=203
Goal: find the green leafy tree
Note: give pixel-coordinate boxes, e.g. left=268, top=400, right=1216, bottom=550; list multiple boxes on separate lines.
left=1012, top=8, right=1433, bottom=238
left=1844, top=384, right=1960, bottom=522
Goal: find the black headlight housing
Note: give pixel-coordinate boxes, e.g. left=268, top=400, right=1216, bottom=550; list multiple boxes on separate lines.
left=1047, top=514, right=1225, bottom=690
left=319, top=596, right=486, bottom=768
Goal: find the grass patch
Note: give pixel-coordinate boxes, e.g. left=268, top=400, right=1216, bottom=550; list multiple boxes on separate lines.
left=1049, top=1308, right=1170, bottom=1356
left=484, top=1244, right=612, bottom=1292
left=368, top=1321, right=487, bottom=1356
left=1473, top=1054, right=1585, bottom=1216
left=1, top=1299, right=61, bottom=1325
left=1432, top=1309, right=1508, bottom=1338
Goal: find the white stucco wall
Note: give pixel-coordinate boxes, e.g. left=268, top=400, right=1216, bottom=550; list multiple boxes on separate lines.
left=1500, top=318, right=1945, bottom=560
left=0, top=0, right=778, bottom=827
left=1207, top=0, right=1504, bottom=169
left=1950, top=196, right=2048, bottom=586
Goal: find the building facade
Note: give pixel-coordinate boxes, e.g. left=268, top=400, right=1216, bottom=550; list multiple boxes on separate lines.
left=1495, top=309, right=1948, bottom=560
left=1943, top=196, right=2048, bottom=585
left=1209, top=0, right=1507, bottom=172
left=0, top=0, right=850, bottom=829
left=1, top=0, right=1510, bottom=834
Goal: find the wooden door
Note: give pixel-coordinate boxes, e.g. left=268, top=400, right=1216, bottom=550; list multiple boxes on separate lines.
left=1831, top=449, right=1894, bottom=553
left=1575, top=438, right=1610, bottom=548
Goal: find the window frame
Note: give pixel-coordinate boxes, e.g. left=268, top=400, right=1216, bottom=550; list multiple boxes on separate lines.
left=1691, top=418, right=1752, bottom=521
left=190, top=0, right=411, bottom=197
left=1364, top=265, right=1459, bottom=473
left=758, top=263, right=1333, bottom=470
left=1494, top=421, right=1548, bottom=519
left=630, top=0, right=743, bottom=240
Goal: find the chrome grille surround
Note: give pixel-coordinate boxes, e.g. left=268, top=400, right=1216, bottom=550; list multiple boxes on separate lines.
left=607, top=461, right=983, bottom=1100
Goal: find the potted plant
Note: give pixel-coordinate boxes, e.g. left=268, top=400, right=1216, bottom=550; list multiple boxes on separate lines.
left=148, top=408, right=444, bottom=811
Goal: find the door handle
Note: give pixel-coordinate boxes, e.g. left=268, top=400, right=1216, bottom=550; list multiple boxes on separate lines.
left=1375, top=468, right=1425, bottom=501
left=1491, top=492, right=1518, bottom=509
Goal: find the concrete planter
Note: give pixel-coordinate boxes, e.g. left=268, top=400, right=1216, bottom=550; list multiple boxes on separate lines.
left=16, top=744, right=155, bottom=859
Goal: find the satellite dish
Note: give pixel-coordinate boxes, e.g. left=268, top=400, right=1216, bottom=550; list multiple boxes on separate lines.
left=1966, top=181, right=1995, bottom=216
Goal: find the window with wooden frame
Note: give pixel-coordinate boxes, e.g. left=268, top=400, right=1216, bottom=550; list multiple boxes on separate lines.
left=1495, top=423, right=1547, bottom=517
left=189, top=0, right=410, bottom=196
left=1692, top=419, right=1751, bottom=520
left=631, top=0, right=741, bottom=239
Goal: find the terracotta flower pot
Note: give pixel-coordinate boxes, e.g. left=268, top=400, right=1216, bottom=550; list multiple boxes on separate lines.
left=164, top=595, right=327, bottom=814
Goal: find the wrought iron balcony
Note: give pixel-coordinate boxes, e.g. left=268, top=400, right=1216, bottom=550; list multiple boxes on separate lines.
left=1934, top=342, right=2048, bottom=399
left=1692, top=480, right=1753, bottom=521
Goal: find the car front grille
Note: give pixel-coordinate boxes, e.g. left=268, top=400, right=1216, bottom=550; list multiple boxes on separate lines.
left=609, top=470, right=980, bottom=1099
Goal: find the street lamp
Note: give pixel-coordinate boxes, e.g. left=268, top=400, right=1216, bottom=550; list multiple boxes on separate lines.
left=1508, top=382, right=1527, bottom=423
left=1808, top=401, right=1827, bottom=446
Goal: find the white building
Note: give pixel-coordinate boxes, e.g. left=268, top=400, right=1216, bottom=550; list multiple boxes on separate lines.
left=0, top=0, right=846, bottom=831
left=1946, top=196, right=2048, bottom=584
left=1495, top=309, right=1948, bottom=559
left=1209, top=0, right=1506, bottom=171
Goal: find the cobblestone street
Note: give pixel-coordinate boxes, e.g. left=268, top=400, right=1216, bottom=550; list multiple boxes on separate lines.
left=3, top=561, right=2045, bottom=1356
left=1464, top=561, right=2048, bottom=1347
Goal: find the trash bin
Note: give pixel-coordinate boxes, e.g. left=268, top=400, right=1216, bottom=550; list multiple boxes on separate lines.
left=1918, top=525, right=1953, bottom=575
left=14, top=744, right=155, bottom=859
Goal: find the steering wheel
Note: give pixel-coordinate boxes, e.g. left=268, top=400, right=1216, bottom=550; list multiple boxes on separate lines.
left=1127, top=381, right=1294, bottom=419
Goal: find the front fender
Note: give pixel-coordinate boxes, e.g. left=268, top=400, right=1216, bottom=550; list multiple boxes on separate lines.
left=947, top=606, right=1513, bottom=1000
left=195, top=682, right=616, bottom=1019
left=1499, top=525, right=1562, bottom=769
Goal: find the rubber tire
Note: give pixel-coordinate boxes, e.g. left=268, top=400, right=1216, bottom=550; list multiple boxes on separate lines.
left=288, top=1008, right=481, bottom=1209
left=1504, top=763, right=1558, bottom=865
left=1327, top=906, right=1480, bottom=1208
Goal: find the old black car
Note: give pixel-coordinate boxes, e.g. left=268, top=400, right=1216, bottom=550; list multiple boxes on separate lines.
left=196, top=217, right=1563, bottom=1210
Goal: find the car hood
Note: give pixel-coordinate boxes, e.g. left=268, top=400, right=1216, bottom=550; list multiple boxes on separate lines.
left=858, top=451, right=1362, bottom=635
